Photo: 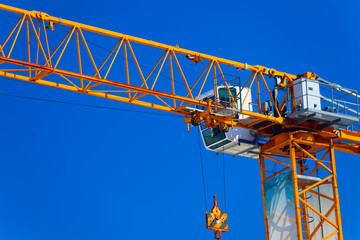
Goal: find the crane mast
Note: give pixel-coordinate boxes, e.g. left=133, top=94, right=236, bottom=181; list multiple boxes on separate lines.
left=1, top=4, right=360, bottom=240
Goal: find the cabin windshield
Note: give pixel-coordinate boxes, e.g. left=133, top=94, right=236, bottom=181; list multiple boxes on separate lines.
left=209, top=139, right=232, bottom=150
left=202, top=126, right=226, bottom=146
left=218, top=87, right=237, bottom=104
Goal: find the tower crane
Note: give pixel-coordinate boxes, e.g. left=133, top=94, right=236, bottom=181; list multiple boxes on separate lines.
left=1, top=4, right=360, bottom=240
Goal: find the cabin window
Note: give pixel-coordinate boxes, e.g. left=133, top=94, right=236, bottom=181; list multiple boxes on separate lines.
left=202, top=125, right=226, bottom=146
left=218, top=88, right=237, bottom=104
left=209, top=139, right=232, bottom=150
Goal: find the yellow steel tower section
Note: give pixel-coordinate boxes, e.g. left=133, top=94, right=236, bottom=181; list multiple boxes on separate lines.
left=260, top=132, right=345, bottom=240
left=1, top=4, right=360, bottom=240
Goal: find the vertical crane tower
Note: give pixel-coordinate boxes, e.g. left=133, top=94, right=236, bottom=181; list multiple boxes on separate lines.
left=1, top=4, right=360, bottom=240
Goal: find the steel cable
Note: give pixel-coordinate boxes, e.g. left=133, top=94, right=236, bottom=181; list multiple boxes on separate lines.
left=198, top=129, right=208, bottom=210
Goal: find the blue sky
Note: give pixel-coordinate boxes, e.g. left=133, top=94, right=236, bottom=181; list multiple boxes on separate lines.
left=0, top=0, right=360, bottom=239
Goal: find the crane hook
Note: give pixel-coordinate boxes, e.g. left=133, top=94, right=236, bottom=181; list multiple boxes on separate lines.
left=205, top=195, right=228, bottom=240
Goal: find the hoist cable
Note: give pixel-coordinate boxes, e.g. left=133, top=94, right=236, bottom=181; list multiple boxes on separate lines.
left=198, top=129, right=208, bottom=210
left=222, top=151, right=227, bottom=212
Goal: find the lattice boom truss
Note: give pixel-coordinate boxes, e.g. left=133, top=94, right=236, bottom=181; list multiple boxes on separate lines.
left=0, top=4, right=315, bottom=136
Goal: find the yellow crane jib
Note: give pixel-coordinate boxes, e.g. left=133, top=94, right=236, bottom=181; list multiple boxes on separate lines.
left=205, top=195, right=228, bottom=240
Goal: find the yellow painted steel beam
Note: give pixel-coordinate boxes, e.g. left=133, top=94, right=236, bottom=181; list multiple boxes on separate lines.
left=0, top=4, right=299, bottom=80
left=309, top=205, right=336, bottom=239
left=329, top=139, right=344, bottom=240
left=298, top=198, right=338, bottom=230
left=293, top=142, right=333, bottom=174
left=263, top=155, right=291, bottom=168
left=298, top=175, right=333, bottom=196
left=289, top=136, right=304, bottom=240
left=0, top=70, right=175, bottom=112
left=259, top=155, right=270, bottom=240
left=297, top=157, right=310, bottom=240
left=0, top=56, right=207, bottom=107
left=333, top=129, right=360, bottom=144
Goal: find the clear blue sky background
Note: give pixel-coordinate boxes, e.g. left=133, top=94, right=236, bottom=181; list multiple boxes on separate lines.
left=0, top=0, right=360, bottom=239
